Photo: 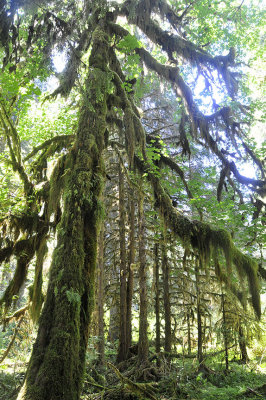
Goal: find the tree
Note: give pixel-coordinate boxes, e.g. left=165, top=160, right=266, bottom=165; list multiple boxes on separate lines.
left=0, top=1, right=264, bottom=399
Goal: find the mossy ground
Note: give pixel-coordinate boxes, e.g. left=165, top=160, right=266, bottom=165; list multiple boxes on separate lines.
left=0, top=353, right=265, bottom=400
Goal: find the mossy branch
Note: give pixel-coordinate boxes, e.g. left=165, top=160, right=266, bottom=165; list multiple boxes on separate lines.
left=135, top=155, right=261, bottom=318
left=135, top=47, right=265, bottom=195
left=106, top=362, right=158, bottom=400
left=0, top=315, right=24, bottom=363
left=3, top=304, right=29, bottom=324
left=0, top=102, right=33, bottom=196
left=24, top=135, right=75, bottom=162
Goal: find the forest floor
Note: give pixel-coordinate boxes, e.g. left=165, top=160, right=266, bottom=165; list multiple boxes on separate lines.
left=1, top=353, right=265, bottom=400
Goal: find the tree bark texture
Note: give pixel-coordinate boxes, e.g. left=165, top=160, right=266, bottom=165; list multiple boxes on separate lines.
left=97, top=226, right=105, bottom=366
left=195, top=263, right=203, bottom=365
left=161, top=231, right=171, bottom=354
left=126, top=193, right=135, bottom=353
left=154, top=241, right=161, bottom=354
left=238, top=326, right=249, bottom=363
left=138, top=189, right=149, bottom=365
left=117, top=163, right=128, bottom=362
left=222, top=293, right=229, bottom=371
left=17, top=26, right=109, bottom=400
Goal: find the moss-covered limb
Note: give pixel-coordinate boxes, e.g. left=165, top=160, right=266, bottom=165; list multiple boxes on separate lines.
left=0, top=234, right=46, bottom=314
left=107, top=362, right=158, bottom=400
left=113, top=145, right=138, bottom=190
left=0, top=100, right=22, bottom=164
left=136, top=47, right=265, bottom=194
left=23, top=135, right=75, bottom=162
left=3, top=304, right=29, bottom=324
left=51, top=27, right=92, bottom=97
left=241, top=141, right=265, bottom=179
left=0, top=315, right=24, bottom=363
left=258, top=264, right=266, bottom=280
left=134, top=156, right=261, bottom=318
left=0, top=212, right=48, bottom=242
left=232, top=248, right=260, bottom=318
left=17, top=22, right=110, bottom=400
left=29, top=237, right=48, bottom=323
left=217, top=166, right=230, bottom=202
left=119, top=2, right=237, bottom=92
left=0, top=103, right=34, bottom=197
left=145, top=132, right=202, bottom=217
left=108, top=61, right=144, bottom=164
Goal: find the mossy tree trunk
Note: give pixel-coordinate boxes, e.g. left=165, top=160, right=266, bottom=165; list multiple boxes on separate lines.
left=238, top=325, right=249, bottom=363
left=187, top=310, right=192, bottom=356
left=154, top=241, right=161, bottom=355
left=195, top=263, right=204, bottom=365
left=161, top=230, right=172, bottom=354
left=17, top=25, right=110, bottom=400
left=126, top=192, right=135, bottom=353
left=97, top=226, right=105, bottom=366
left=222, top=293, right=229, bottom=371
left=117, top=162, right=128, bottom=362
left=138, top=188, right=149, bottom=365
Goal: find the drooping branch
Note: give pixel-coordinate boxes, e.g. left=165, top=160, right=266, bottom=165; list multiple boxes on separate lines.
left=0, top=101, right=33, bottom=197
left=119, top=1, right=237, bottom=97
left=135, top=47, right=265, bottom=195
left=24, top=134, right=75, bottom=162
left=134, top=155, right=261, bottom=319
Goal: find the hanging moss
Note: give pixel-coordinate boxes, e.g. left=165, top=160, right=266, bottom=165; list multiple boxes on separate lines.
left=232, top=248, right=260, bottom=318
left=30, top=238, right=48, bottom=323
left=136, top=158, right=261, bottom=319
left=47, top=153, right=71, bottom=220
left=0, top=240, right=34, bottom=314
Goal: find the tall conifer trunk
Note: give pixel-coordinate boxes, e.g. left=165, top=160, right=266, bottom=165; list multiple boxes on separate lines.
left=138, top=189, right=149, bottom=365
left=154, top=241, right=161, bottom=355
left=97, top=226, right=105, bottom=366
left=117, top=162, right=128, bottom=362
left=126, top=193, right=135, bottom=352
left=17, top=25, right=109, bottom=400
left=161, top=230, right=171, bottom=354
left=195, top=262, right=203, bottom=365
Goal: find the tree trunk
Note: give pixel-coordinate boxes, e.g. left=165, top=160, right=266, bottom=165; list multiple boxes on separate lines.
left=222, top=293, right=229, bottom=371
left=239, top=325, right=249, bottom=363
left=117, top=162, right=128, bottom=362
left=187, top=311, right=192, bottom=355
left=126, top=193, right=135, bottom=353
left=161, top=230, right=171, bottom=354
left=154, top=241, right=160, bottom=354
left=195, top=263, right=203, bottom=365
left=17, top=27, right=109, bottom=400
left=138, top=189, right=149, bottom=365
left=108, top=260, right=120, bottom=343
left=97, top=226, right=105, bottom=366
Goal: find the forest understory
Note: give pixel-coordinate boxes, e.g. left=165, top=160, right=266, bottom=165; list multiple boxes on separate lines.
left=0, top=0, right=265, bottom=399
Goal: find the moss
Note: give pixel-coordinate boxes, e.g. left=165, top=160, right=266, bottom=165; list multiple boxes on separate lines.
left=17, top=24, right=110, bottom=400
left=232, top=248, right=260, bottom=319
left=30, top=238, right=48, bottom=323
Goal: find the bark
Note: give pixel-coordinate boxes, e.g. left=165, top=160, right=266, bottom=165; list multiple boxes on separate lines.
left=117, top=162, right=128, bottom=362
left=238, top=326, right=249, bottom=363
left=108, top=262, right=120, bottom=343
left=17, top=25, right=109, bottom=400
left=195, top=263, right=203, bottom=365
left=161, top=231, right=171, bottom=354
left=221, top=293, right=229, bottom=370
left=126, top=192, right=135, bottom=353
left=138, top=189, right=149, bottom=365
left=97, top=226, right=105, bottom=366
left=154, top=241, right=160, bottom=354
left=187, top=311, right=192, bottom=355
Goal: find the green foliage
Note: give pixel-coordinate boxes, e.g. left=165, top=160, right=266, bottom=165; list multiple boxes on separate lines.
left=117, top=34, right=142, bottom=52
left=66, top=289, right=81, bottom=306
